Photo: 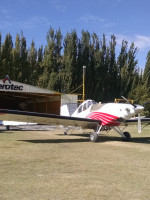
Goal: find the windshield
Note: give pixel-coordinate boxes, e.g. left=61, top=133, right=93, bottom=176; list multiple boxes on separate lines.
left=78, top=100, right=97, bottom=113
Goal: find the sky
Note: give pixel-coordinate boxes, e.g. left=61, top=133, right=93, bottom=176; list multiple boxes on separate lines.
left=0, top=0, right=150, bottom=69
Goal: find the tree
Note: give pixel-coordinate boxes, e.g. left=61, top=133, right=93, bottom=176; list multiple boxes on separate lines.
left=0, top=33, right=2, bottom=74
left=0, top=29, right=141, bottom=106
left=107, top=34, right=118, bottom=101
left=48, top=28, right=63, bottom=91
left=88, top=32, right=101, bottom=101
left=117, top=40, right=128, bottom=97
left=12, top=34, right=21, bottom=80
left=28, top=40, right=38, bottom=85
left=19, top=32, right=29, bottom=83
left=61, top=30, right=78, bottom=93
left=117, top=41, right=138, bottom=98
left=126, top=43, right=138, bottom=96
left=130, top=51, right=150, bottom=116
left=1, top=33, right=13, bottom=78
left=36, top=45, right=44, bottom=84
left=143, top=51, right=150, bottom=83
left=38, top=27, right=62, bottom=90
left=80, top=30, right=91, bottom=99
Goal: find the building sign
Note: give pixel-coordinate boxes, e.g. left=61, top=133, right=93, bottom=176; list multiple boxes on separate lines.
left=0, top=75, right=23, bottom=91
left=0, top=75, right=61, bottom=94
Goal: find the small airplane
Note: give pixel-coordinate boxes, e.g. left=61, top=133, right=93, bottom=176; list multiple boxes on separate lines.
left=0, top=96, right=150, bottom=142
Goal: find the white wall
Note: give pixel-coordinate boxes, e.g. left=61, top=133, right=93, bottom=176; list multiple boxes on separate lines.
left=60, top=94, right=78, bottom=116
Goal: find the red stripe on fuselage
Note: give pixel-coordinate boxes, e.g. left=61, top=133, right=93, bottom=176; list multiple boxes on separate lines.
left=87, top=112, right=121, bottom=126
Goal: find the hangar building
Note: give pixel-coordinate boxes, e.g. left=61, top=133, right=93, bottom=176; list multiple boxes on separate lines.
left=0, top=78, right=78, bottom=116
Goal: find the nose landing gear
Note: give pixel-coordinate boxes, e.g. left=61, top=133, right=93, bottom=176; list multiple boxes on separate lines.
left=122, top=131, right=131, bottom=141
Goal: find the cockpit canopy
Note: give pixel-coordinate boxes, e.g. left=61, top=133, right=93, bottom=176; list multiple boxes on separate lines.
left=77, top=100, right=97, bottom=113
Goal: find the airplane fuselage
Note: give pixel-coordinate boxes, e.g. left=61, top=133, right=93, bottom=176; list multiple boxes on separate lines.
left=72, top=100, right=144, bottom=127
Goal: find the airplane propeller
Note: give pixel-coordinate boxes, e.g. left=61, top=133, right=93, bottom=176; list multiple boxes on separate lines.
left=138, top=112, right=141, bottom=134
left=121, top=96, right=143, bottom=134
left=121, top=96, right=137, bottom=108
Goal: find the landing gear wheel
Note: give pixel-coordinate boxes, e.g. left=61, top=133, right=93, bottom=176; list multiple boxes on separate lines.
left=90, top=132, right=98, bottom=142
left=64, top=132, right=67, bottom=135
left=122, top=132, right=131, bottom=142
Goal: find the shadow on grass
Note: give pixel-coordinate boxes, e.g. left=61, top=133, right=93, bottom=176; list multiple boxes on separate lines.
left=18, top=133, right=150, bottom=144
left=18, top=138, right=89, bottom=143
left=96, top=134, right=150, bottom=144
left=131, top=137, right=150, bottom=144
left=0, top=130, right=15, bottom=134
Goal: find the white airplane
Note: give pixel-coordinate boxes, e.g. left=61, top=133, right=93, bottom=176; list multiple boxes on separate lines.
left=0, top=97, right=150, bottom=142
left=71, top=99, right=145, bottom=142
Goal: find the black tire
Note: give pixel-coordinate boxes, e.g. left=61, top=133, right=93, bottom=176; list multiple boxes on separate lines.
left=64, top=132, right=67, bottom=135
left=6, top=125, right=10, bottom=131
left=90, top=132, right=98, bottom=142
left=122, top=132, right=131, bottom=142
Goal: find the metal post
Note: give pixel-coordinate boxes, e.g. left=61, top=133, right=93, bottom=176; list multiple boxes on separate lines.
left=83, top=66, right=86, bottom=101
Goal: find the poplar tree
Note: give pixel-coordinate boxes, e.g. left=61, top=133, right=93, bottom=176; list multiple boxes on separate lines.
left=12, top=34, right=21, bottom=80
left=61, top=30, right=78, bottom=93
left=117, top=41, right=138, bottom=98
left=80, top=30, right=91, bottom=99
left=38, top=27, right=55, bottom=88
left=1, top=33, right=13, bottom=78
left=88, top=32, right=101, bottom=100
left=143, top=51, right=150, bottom=83
left=38, top=27, right=62, bottom=90
left=136, top=51, right=150, bottom=116
left=0, top=33, right=2, bottom=73
left=117, top=40, right=128, bottom=96
left=28, top=40, right=38, bottom=85
left=48, top=28, right=62, bottom=91
left=125, top=42, right=138, bottom=96
left=107, top=35, right=118, bottom=101
left=100, top=34, right=109, bottom=101
left=36, top=45, right=44, bottom=84
left=19, top=32, right=28, bottom=83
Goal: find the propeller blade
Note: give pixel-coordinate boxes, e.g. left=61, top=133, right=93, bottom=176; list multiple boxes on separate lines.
left=138, top=113, right=141, bottom=134
left=121, top=96, right=129, bottom=102
left=121, top=96, right=137, bottom=108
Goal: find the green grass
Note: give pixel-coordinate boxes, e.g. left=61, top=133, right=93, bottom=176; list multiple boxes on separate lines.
left=0, top=127, right=150, bottom=200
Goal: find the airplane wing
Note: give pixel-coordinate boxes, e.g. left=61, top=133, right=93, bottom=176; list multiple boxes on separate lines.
left=0, top=109, right=101, bottom=129
left=123, top=118, right=150, bottom=126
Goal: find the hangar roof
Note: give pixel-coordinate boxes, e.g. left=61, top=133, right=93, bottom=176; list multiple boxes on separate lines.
left=0, top=78, right=78, bottom=115
left=0, top=80, right=61, bottom=95
left=0, top=79, right=62, bottom=111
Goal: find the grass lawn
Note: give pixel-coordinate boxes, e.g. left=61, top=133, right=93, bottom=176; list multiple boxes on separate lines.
left=0, top=126, right=150, bottom=200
